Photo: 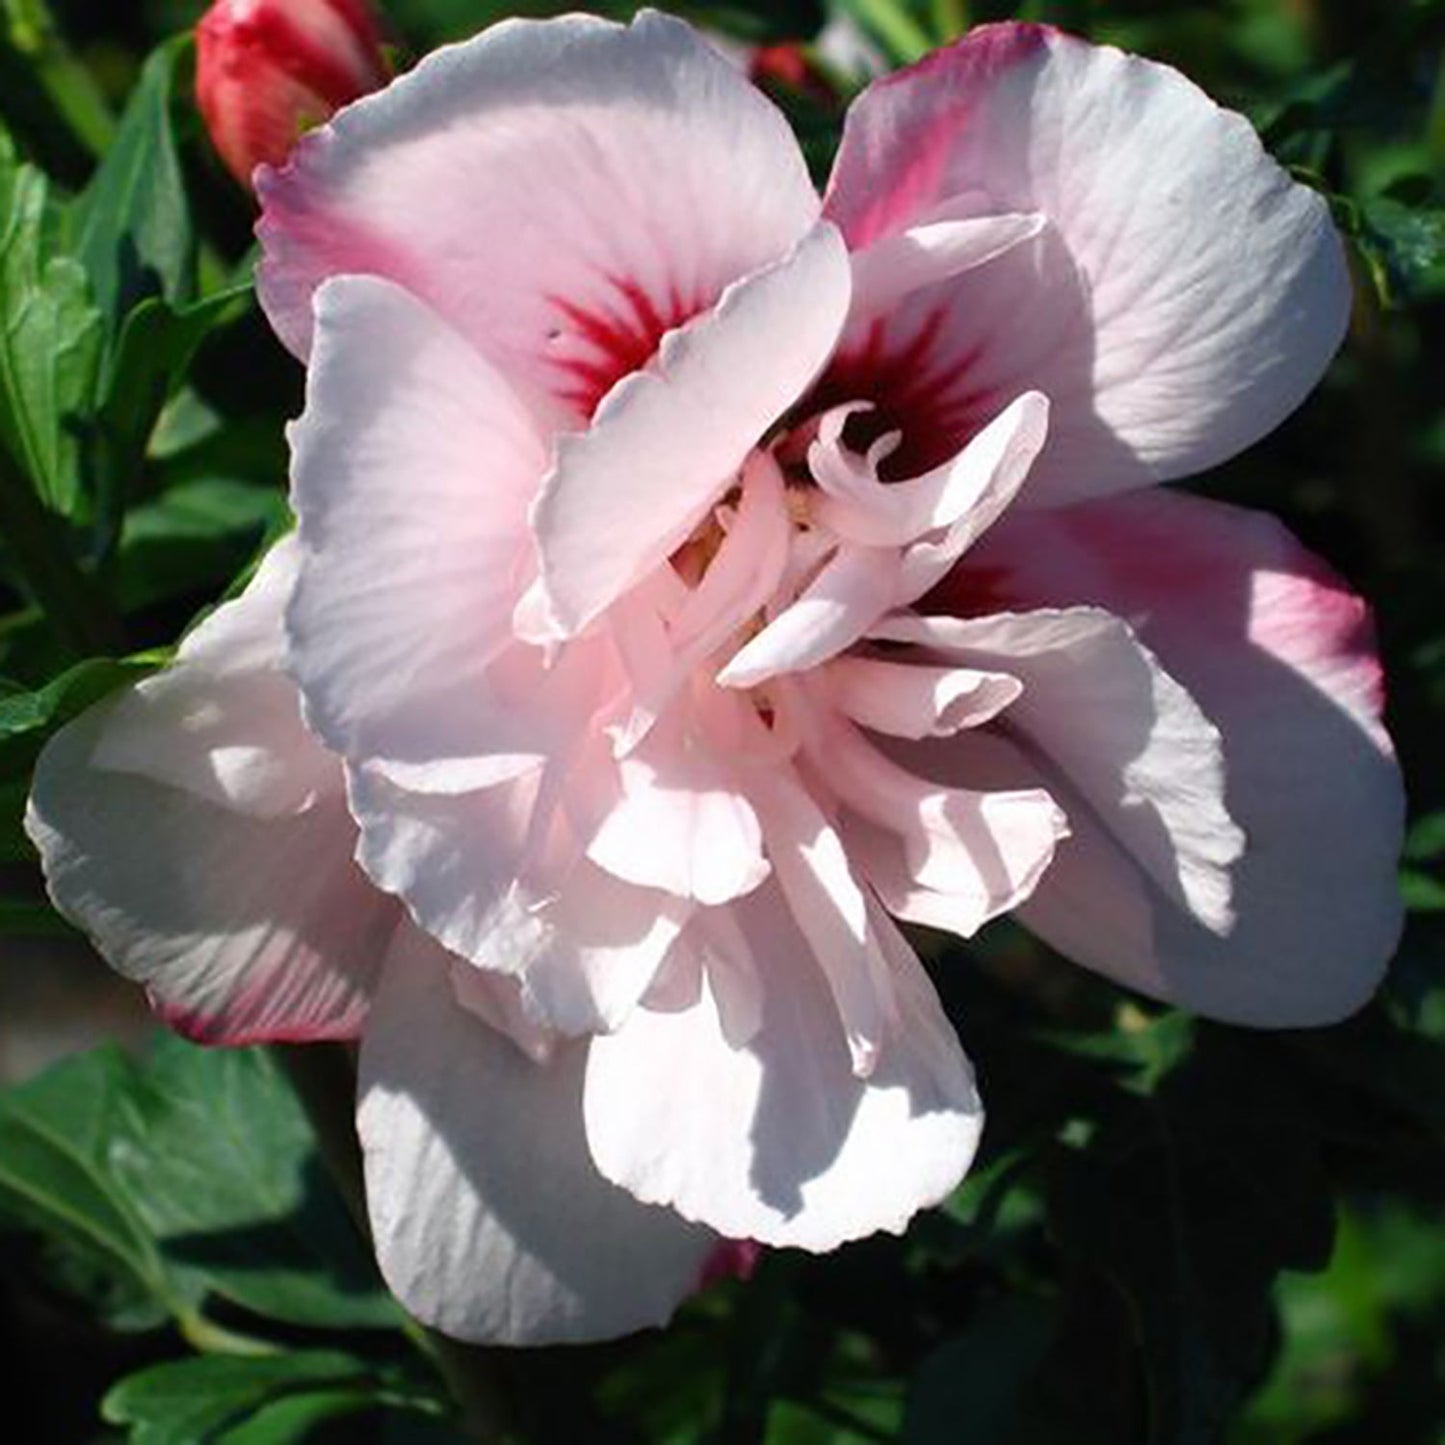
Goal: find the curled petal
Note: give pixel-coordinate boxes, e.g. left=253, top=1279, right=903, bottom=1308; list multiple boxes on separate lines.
left=801, top=707, right=1065, bottom=937
left=586, top=710, right=771, bottom=907
left=717, top=543, right=901, bottom=690
left=27, top=543, right=393, bottom=1045
left=874, top=606, right=1244, bottom=932
left=824, top=655, right=1021, bottom=738
left=528, top=222, right=852, bottom=638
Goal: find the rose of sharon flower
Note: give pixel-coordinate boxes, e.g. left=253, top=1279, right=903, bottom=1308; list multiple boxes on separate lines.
left=196, top=0, right=389, bottom=187
left=28, top=14, right=1404, bottom=1344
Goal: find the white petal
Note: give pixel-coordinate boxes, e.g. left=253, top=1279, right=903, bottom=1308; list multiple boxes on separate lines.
left=583, top=883, right=981, bottom=1249
left=28, top=704, right=393, bottom=1046
left=959, top=490, right=1404, bottom=1024
left=717, top=544, right=901, bottom=690
left=259, top=9, right=820, bottom=412
left=875, top=606, right=1244, bottom=931
left=349, top=757, right=686, bottom=1036
left=824, top=24, right=1350, bottom=501
left=848, top=197, right=1045, bottom=323
left=753, top=770, right=897, bottom=1076
left=824, top=655, right=1021, bottom=738
left=586, top=712, right=771, bottom=907
left=287, top=276, right=546, bottom=773
left=358, top=933, right=713, bottom=1345
left=93, top=539, right=329, bottom=818
left=529, top=222, right=852, bottom=637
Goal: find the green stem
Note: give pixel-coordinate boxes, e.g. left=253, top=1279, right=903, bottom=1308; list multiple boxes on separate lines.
left=271, top=1044, right=517, bottom=1443
left=177, top=1307, right=281, bottom=1358
left=0, top=448, right=122, bottom=656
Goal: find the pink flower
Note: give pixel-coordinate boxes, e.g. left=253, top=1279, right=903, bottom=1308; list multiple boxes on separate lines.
left=196, top=0, right=389, bottom=188
left=29, top=15, right=1403, bottom=1344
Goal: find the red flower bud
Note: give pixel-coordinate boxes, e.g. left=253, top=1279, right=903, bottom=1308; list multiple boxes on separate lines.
left=748, top=42, right=839, bottom=107
left=196, top=0, right=390, bottom=188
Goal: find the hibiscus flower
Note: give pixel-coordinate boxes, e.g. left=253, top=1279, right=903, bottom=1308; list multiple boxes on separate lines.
left=27, top=12, right=1404, bottom=1344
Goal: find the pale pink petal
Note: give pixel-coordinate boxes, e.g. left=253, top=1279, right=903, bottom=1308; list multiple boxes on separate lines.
left=798, top=704, right=1065, bottom=936
left=27, top=704, right=394, bottom=1047
left=93, top=539, right=330, bottom=818
left=586, top=709, right=770, bottom=907
left=258, top=10, right=820, bottom=417
left=874, top=607, right=1244, bottom=931
left=583, top=883, right=980, bottom=1249
left=716, top=544, right=901, bottom=690
left=821, top=23, right=1349, bottom=501
left=449, top=955, right=559, bottom=1066
left=661, top=907, right=765, bottom=1049
left=515, top=861, right=693, bottom=1035
left=609, top=456, right=792, bottom=755
left=752, top=770, right=897, bottom=1076
left=848, top=198, right=1044, bottom=323
left=287, top=276, right=547, bottom=775
left=809, top=391, right=1048, bottom=556
left=949, top=489, right=1404, bottom=1024
left=358, top=931, right=714, bottom=1345
left=893, top=392, right=1050, bottom=601
left=349, top=758, right=686, bottom=1035
left=824, top=655, right=1021, bottom=738
left=528, top=222, right=852, bottom=637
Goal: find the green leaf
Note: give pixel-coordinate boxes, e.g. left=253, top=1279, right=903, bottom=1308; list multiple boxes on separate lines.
left=0, top=1037, right=396, bottom=1334
left=118, top=1038, right=401, bottom=1332
left=102, top=1351, right=377, bottom=1445
left=72, top=37, right=195, bottom=333
left=216, top=1387, right=391, bottom=1444
left=1045, top=1027, right=1336, bottom=1445
left=0, top=1046, right=193, bottom=1330
left=0, top=653, right=159, bottom=898
left=0, top=125, right=104, bottom=516
left=117, top=475, right=289, bottom=613
left=0, top=653, right=157, bottom=752
left=93, top=286, right=254, bottom=557
left=1359, top=197, right=1445, bottom=306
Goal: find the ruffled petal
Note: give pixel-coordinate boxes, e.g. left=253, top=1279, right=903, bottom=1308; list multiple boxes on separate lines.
left=821, top=23, right=1349, bottom=501
left=874, top=607, right=1244, bottom=932
left=583, top=883, right=980, bottom=1249
left=951, top=489, right=1404, bottom=1024
left=27, top=711, right=393, bottom=1048
left=258, top=9, right=819, bottom=416
left=753, top=770, right=897, bottom=1076
left=287, top=276, right=546, bottom=774
left=717, top=543, right=900, bottom=690
left=586, top=708, right=770, bottom=907
left=358, top=928, right=714, bottom=1345
left=349, top=762, right=687, bottom=1035
left=527, top=222, right=852, bottom=637
left=796, top=701, right=1065, bottom=937
left=92, top=539, right=330, bottom=818
left=824, top=655, right=1021, bottom=739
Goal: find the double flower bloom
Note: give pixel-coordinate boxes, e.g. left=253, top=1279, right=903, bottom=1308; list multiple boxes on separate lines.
left=29, top=12, right=1404, bottom=1344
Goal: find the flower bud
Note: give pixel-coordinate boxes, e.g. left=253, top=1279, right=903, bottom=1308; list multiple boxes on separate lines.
left=196, top=0, right=389, bottom=188
left=748, top=42, right=839, bottom=107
